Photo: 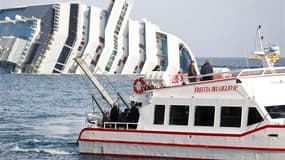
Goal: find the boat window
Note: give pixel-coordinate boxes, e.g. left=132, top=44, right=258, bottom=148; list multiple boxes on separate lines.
left=194, top=106, right=215, bottom=126
left=276, top=68, right=285, bottom=74
left=221, top=106, right=241, bottom=127
left=247, top=107, right=263, bottom=126
left=265, top=105, right=285, bottom=119
left=154, top=105, right=165, bottom=125
left=169, top=105, right=189, bottom=125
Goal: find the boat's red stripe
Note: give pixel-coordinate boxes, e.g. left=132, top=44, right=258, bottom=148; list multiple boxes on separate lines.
left=78, top=125, right=285, bottom=138
left=79, top=137, right=285, bottom=151
left=80, top=152, right=215, bottom=160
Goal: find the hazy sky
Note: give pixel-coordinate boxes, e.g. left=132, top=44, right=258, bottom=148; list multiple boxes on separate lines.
left=1, top=0, right=285, bottom=57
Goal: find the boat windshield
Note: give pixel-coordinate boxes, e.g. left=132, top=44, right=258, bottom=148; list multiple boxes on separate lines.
left=265, top=105, right=285, bottom=119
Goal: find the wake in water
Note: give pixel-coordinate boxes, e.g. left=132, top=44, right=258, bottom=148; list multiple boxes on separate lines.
left=12, top=145, right=76, bottom=155
left=7, top=137, right=78, bottom=156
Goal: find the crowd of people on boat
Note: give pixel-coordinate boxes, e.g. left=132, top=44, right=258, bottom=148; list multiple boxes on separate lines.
left=102, top=101, right=140, bottom=129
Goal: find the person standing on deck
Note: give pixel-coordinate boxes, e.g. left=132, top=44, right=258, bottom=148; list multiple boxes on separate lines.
left=188, top=60, right=197, bottom=82
left=200, top=59, right=213, bottom=81
left=128, top=103, right=140, bottom=129
left=110, top=103, right=119, bottom=122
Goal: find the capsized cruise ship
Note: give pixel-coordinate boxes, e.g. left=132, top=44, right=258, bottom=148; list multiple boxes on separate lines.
left=0, top=0, right=195, bottom=74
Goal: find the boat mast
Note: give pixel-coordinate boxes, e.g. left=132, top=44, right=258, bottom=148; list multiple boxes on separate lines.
left=74, top=57, right=115, bottom=108
left=253, top=25, right=280, bottom=68
left=255, top=25, right=271, bottom=67
left=256, top=25, right=264, bottom=52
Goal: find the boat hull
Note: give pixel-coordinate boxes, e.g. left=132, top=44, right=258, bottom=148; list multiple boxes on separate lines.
left=79, top=141, right=285, bottom=160
left=78, top=126, right=285, bottom=160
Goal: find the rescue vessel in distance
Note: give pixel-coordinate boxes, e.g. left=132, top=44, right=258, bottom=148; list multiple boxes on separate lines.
left=76, top=28, right=285, bottom=160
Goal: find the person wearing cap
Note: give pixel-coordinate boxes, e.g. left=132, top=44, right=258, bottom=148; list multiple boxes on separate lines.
left=200, top=59, right=213, bottom=81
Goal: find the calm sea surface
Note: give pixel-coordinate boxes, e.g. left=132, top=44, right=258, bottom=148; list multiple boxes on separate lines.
left=0, top=57, right=285, bottom=160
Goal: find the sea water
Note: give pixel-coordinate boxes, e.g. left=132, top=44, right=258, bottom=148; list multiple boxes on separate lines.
left=0, top=57, right=284, bottom=160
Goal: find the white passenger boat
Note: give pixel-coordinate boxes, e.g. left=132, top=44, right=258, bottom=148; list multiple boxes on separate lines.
left=77, top=28, right=285, bottom=160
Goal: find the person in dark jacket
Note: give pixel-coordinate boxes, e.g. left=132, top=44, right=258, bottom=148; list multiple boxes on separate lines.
left=110, top=103, right=119, bottom=122
left=120, top=108, right=130, bottom=122
left=200, top=59, right=213, bottom=81
left=128, top=103, right=140, bottom=129
left=128, top=106, right=139, bottom=123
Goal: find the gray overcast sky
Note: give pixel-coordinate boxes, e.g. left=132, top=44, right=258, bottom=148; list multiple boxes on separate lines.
left=1, top=0, right=285, bottom=57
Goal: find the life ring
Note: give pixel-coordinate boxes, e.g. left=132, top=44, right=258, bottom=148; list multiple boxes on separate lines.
left=133, top=78, right=146, bottom=94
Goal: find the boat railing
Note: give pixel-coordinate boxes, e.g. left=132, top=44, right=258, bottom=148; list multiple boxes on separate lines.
left=103, top=122, right=138, bottom=130
left=236, top=66, right=285, bottom=78
left=184, top=66, right=285, bottom=83
left=142, top=67, right=285, bottom=89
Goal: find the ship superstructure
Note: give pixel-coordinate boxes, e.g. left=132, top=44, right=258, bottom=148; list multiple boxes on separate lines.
left=0, top=0, right=195, bottom=74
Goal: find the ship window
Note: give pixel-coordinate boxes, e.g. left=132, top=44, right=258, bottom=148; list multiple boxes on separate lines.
left=99, top=37, right=105, bottom=43
left=221, top=106, right=241, bottom=127
left=179, top=45, right=191, bottom=73
left=169, top=105, right=189, bottom=125
left=96, top=46, right=102, bottom=53
left=265, top=105, right=285, bottom=119
left=195, top=106, right=215, bottom=126
left=247, top=107, right=263, bottom=126
left=57, top=46, right=71, bottom=64
left=154, top=105, right=165, bottom=125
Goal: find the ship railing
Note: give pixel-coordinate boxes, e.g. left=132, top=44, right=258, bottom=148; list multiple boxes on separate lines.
left=142, top=67, right=285, bottom=88
left=236, top=66, right=285, bottom=78
left=103, top=122, right=138, bottom=130
left=183, top=66, right=285, bottom=83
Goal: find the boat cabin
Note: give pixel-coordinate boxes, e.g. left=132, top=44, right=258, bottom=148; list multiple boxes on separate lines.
left=134, top=67, right=285, bottom=133
left=100, top=66, right=285, bottom=135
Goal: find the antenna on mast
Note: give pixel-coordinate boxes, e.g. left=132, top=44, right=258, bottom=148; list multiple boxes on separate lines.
left=256, top=25, right=263, bottom=51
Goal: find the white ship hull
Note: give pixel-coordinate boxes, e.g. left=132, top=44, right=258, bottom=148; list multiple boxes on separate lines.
left=0, top=0, right=195, bottom=74
left=78, top=126, right=285, bottom=160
